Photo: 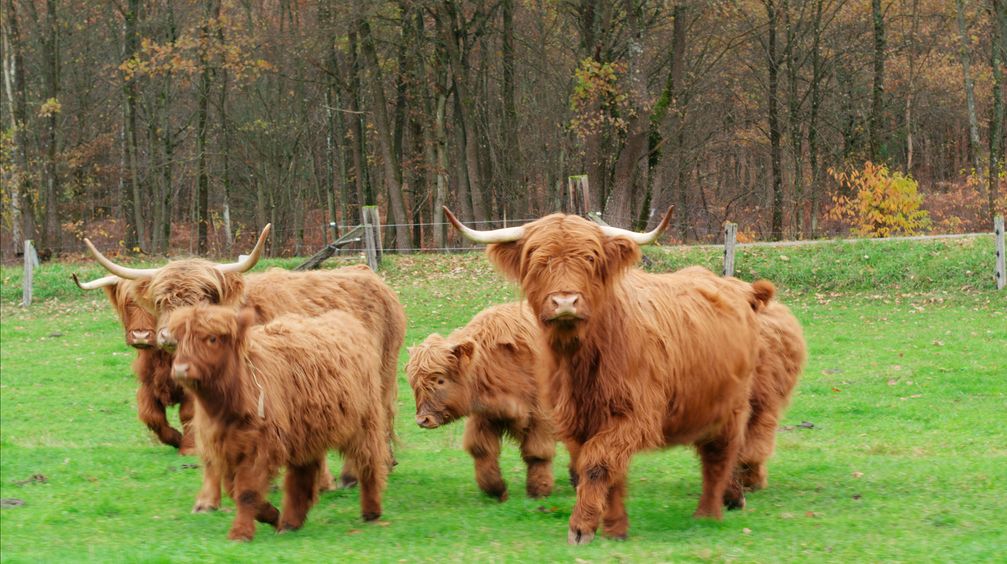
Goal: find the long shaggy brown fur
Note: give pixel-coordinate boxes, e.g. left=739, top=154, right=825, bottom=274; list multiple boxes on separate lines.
left=406, top=302, right=555, bottom=501
left=483, top=213, right=765, bottom=544
left=168, top=305, right=390, bottom=541
left=99, top=280, right=194, bottom=452
left=131, top=263, right=405, bottom=504
left=738, top=300, right=806, bottom=491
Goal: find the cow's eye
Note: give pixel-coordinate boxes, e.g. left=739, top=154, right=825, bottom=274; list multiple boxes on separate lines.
left=586, top=254, right=595, bottom=264
left=208, top=335, right=217, bottom=344
left=437, top=377, right=445, bottom=385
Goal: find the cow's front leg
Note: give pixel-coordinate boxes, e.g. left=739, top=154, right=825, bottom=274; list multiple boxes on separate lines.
left=177, top=394, right=197, bottom=455
left=228, top=462, right=278, bottom=541
left=602, top=477, right=629, bottom=540
left=567, top=430, right=636, bottom=545
left=464, top=417, right=507, bottom=501
left=280, top=458, right=321, bottom=531
left=694, top=413, right=746, bottom=519
left=520, top=417, right=555, bottom=498
left=192, top=457, right=221, bottom=513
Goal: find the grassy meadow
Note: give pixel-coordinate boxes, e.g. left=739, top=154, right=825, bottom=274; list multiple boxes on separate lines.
left=1, top=236, right=1005, bottom=562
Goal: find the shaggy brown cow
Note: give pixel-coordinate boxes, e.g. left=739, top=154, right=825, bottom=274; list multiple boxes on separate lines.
left=447, top=207, right=769, bottom=545
left=738, top=297, right=806, bottom=491
left=83, top=227, right=405, bottom=506
left=168, top=305, right=390, bottom=541
left=73, top=274, right=195, bottom=453
left=406, top=301, right=555, bottom=501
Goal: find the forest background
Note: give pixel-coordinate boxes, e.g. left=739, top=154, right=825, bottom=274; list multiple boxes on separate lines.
left=2, top=0, right=1005, bottom=258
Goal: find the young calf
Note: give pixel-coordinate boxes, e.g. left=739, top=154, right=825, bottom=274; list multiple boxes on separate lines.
left=737, top=299, right=806, bottom=491
left=167, top=305, right=390, bottom=541
left=73, top=274, right=194, bottom=453
left=406, top=301, right=555, bottom=501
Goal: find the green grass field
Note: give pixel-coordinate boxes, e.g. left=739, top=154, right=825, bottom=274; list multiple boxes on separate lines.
left=1, top=238, right=1005, bottom=562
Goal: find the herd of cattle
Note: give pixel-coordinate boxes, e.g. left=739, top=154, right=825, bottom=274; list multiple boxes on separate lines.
left=73, top=207, right=806, bottom=544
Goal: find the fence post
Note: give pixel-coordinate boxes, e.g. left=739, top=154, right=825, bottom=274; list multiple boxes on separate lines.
left=995, top=215, right=1005, bottom=290
left=22, top=240, right=34, bottom=307
left=723, top=222, right=737, bottom=277
left=362, top=205, right=382, bottom=271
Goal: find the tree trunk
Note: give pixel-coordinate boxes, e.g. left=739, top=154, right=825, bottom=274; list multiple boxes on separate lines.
left=869, top=0, right=886, bottom=163
left=808, top=0, right=824, bottom=237
left=440, top=1, right=488, bottom=223
left=955, top=0, right=983, bottom=177
left=603, top=0, right=649, bottom=228
left=1, top=0, right=34, bottom=250
left=783, top=0, right=806, bottom=237
left=766, top=0, right=784, bottom=240
left=347, top=30, right=373, bottom=208
left=990, top=0, right=1006, bottom=222
left=358, top=14, right=411, bottom=252
left=41, top=0, right=61, bottom=251
left=195, top=0, right=217, bottom=256
left=122, top=0, right=142, bottom=251
left=501, top=0, right=523, bottom=219
left=905, top=0, right=919, bottom=173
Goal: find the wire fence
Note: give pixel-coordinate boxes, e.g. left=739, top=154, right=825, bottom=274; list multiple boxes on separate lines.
left=2, top=212, right=1002, bottom=261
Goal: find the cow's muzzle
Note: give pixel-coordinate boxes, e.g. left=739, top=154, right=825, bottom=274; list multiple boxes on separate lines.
left=172, top=362, right=189, bottom=381
left=415, top=414, right=442, bottom=429
left=128, top=330, right=154, bottom=349
left=157, top=327, right=177, bottom=353
left=546, top=293, right=584, bottom=321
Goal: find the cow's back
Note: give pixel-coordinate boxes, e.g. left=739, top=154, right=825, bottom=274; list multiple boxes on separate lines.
left=451, top=301, right=544, bottom=420
left=613, top=267, right=760, bottom=447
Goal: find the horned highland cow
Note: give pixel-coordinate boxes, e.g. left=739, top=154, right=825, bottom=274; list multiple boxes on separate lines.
left=167, top=305, right=390, bottom=541
left=406, top=301, right=555, bottom=501
left=447, top=207, right=769, bottom=545
left=82, top=226, right=405, bottom=508
left=73, top=274, right=195, bottom=453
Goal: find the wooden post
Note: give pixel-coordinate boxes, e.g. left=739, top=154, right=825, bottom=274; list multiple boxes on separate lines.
left=723, top=222, right=737, bottom=277
left=362, top=206, right=382, bottom=271
left=567, top=175, right=589, bottom=215
left=995, top=215, right=1005, bottom=290
left=22, top=240, right=34, bottom=307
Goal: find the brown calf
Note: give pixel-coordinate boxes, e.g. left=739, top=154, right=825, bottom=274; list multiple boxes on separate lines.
left=407, top=301, right=555, bottom=501
left=168, top=305, right=390, bottom=541
left=739, top=298, right=806, bottom=491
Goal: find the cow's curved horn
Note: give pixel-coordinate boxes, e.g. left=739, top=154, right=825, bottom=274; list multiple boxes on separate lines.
left=72, top=273, right=120, bottom=290
left=217, top=223, right=271, bottom=273
left=84, top=239, right=160, bottom=280
left=443, top=207, right=525, bottom=244
left=598, top=206, right=674, bottom=245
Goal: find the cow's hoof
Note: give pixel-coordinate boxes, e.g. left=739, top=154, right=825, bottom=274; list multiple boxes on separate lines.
left=192, top=501, right=219, bottom=513
left=568, top=527, right=595, bottom=545
left=227, top=527, right=255, bottom=542
left=362, top=511, right=381, bottom=522
left=725, top=495, right=746, bottom=511
left=178, top=446, right=197, bottom=456
left=605, top=532, right=628, bottom=541
left=278, top=522, right=303, bottom=533
left=337, top=475, right=359, bottom=490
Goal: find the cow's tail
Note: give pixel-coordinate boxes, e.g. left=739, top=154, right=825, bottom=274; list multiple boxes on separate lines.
left=750, top=280, right=776, bottom=311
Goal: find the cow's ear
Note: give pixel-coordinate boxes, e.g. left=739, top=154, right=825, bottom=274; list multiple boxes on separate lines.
left=129, top=279, right=156, bottom=315
left=221, top=272, right=245, bottom=305
left=236, top=307, right=256, bottom=342
left=602, top=236, right=642, bottom=277
left=451, top=340, right=475, bottom=363
left=487, top=242, right=524, bottom=281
